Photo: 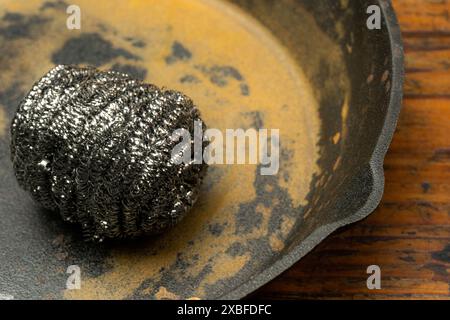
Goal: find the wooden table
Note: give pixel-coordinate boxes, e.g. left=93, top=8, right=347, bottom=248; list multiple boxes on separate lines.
left=252, top=0, right=450, bottom=300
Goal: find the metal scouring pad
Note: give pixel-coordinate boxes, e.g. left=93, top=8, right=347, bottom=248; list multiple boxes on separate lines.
left=10, top=65, right=207, bottom=242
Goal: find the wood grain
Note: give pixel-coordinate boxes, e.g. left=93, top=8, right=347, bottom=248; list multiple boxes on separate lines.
left=252, top=0, right=450, bottom=300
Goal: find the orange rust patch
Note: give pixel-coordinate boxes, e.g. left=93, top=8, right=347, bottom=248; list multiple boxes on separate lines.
left=155, top=287, right=180, bottom=300
left=333, top=132, right=341, bottom=145
left=0, top=106, right=6, bottom=138
left=269, top=235, right=285, bottom=252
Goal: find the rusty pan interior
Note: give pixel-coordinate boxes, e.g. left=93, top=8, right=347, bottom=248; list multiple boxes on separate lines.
left=0, top=0, right=403, bottom=299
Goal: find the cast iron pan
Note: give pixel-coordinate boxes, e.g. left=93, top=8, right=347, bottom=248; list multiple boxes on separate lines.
left=0, top=0, right=403, bottom=299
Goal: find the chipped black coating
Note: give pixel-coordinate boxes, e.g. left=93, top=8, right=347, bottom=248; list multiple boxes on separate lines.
left=10, top=65, right=207, bottom=241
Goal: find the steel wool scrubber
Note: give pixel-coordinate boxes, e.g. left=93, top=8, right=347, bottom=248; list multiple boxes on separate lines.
left=10, top=65, right=207, bottom=241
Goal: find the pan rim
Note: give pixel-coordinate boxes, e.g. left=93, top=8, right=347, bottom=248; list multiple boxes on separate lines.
left=220, top=0, right=404, bottom=300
